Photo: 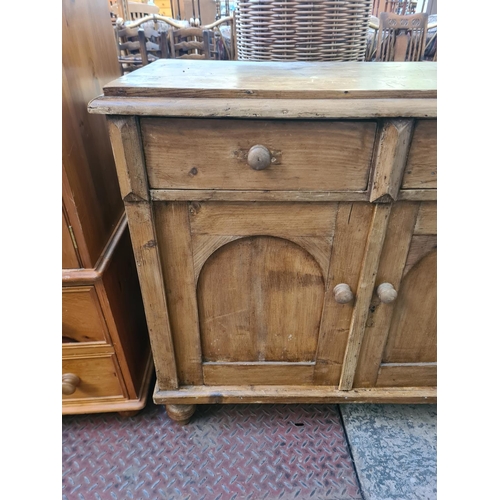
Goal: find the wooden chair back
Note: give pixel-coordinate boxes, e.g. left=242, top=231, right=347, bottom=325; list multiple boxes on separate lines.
left=111, top=1, right=159, bottom=21
left=169, top=28, right=214, bottom=59
left=114, top=20, right=169, bottom=73
left=376, top=12, right=428, bottom=61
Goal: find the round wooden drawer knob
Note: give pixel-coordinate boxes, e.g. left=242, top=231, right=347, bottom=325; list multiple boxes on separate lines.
left=377, top=283, right=398, bottom=303
left=247, top=145, right=272, bottom=170
left=334, top=283, right=354, bottom=304
left=62, top=373, right=81, bottom=395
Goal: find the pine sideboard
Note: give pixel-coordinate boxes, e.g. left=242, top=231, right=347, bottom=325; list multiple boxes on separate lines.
left=89, top=60, right=437, bottom=424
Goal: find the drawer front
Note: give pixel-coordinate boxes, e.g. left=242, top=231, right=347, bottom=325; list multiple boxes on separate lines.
left=141, top=118, right=377, bottom=191
left=401, top=120, right=437, bottom=189
left=62, top=354, right=124, bottom=400
left=62, top=286, right=109, bottom=344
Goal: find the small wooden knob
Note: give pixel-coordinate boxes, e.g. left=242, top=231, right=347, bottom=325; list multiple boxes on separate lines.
left=247, top=145, right=272, bottom=170
left=334, top=283, right=354, bottom=304
left=377, top=283, right=398, bottom=304
left=62, top=373, right=80, bottom=395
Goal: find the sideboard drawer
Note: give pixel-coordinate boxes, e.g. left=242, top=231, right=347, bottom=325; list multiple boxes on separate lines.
left=141, top=118, right=377, bottom=191
left=401, top=120, right=437, bottom=189
left=62, top=354, right=124, bottom=401
left=62, top=286, right=110, bottom=344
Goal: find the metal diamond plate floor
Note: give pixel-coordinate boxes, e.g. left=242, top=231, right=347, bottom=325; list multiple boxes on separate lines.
left=62, top=395, right=362, bottom=500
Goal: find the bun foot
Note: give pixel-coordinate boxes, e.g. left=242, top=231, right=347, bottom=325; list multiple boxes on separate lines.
left=165, top=404, right=196, bottom=425
left=118, top=410, right=140, bottom=417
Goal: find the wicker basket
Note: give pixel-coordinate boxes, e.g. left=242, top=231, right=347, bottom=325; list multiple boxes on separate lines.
left=235, top=0, right=373, bottom=61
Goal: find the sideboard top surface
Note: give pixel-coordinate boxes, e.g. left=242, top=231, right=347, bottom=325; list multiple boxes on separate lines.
left=102, top=60, right=437, bottom=100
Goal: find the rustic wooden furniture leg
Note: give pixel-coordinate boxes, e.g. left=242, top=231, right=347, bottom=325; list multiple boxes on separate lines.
left=118, top=410, right=141, bottom=417
left=165, top=404, right=197, bottom=425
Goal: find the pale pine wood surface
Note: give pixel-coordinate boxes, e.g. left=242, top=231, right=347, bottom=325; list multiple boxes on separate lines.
left=203, top=363, right=315, bottom=386
left=414, top=202, right=437, bottom=234
left=154, top=202, right=204, bottom=386
left=376, top=364, right=436, bottom=387
left=314, top=203, right=374, bottom=385
left=401, top=120, right=437, bottom=189
left=383, top=251, right=437, bottom=364
left=153, top=383, right=436, bottom=405
left=102, top=60, right=437, bottom=99
left=95, top=62, right=437, bottom=408
left=89, top=96, right=437, bottom=118
left=339, top=204, right=392, bottom=390
left=404, top=235, right=437, bottom=277
left=141, top=118, right=376, bottom=191
left=354, top=201, right=437, bottom=387
left=197, top=236, right=324, bottom=363
left=124, top=202, right=179, bottom=390
left=188, top=202, right=337, bottom=237
left=370, top=119, right=414, bottom=202
left=353, top=202, right=420, bottom=388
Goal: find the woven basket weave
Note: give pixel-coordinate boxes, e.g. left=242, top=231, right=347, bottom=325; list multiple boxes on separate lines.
left=235, top=0, right=373, bottom=61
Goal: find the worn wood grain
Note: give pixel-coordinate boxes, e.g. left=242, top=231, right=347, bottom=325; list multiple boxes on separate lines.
left=107, top=116, right=149, bottom=202
left=89, top=97, right=437, bottom=118
left=151, top=190, right=369, bottom=202
left=102, top=59, right=437, bottom=99
left=383, top=251, right=437, bottom=363
left=188, top=202, right=336, bottom=237
left=397, top=189, right=436, bottom=201
left=154, top=202, right=203, bottom=385
left=192, top=235, right=332, bottom=281
left=141, top=118, right=376, bottom=191
left=414, top=202, right=437, bottom=235
left=314, top=203, right=374, bottom=385
left=370, top=119, right=414, bottom=202
left=401, top=120, right=437, bottom=189
left=339, top=204, right=392, bottom=390
left=198, top=236, right=325, bottom=364
left=191, top=235, right=239, bottom=281
left=153, top=382, right=437, bottom=404
left=376, top=363, right=437, bottom=387
left=203, top=363, right=315, bottom=386
left=403, top=235, right=437, bottom=277
left=124, top=202, right=178, bottom=389
left=353, top=202, right=419, bottom=387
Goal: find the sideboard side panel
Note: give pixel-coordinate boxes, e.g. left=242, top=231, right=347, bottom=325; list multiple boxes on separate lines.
left=154, top=202, right=204, bottom=385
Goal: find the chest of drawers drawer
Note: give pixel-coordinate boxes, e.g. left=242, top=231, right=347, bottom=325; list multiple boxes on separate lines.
left=62, top=286, right=110, bottom=345
left=141, top=118, right=377, bottom=191
left=62, top=353, right=125, bottom=401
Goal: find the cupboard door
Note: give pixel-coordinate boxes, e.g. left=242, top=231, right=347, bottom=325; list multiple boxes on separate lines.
left=154, top=201, right=375, bottom=387
left=354, top=202, right=437, bottom=388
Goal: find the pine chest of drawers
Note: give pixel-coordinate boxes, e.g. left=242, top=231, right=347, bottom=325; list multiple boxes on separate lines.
left=90, top=60, right=437, bottom=424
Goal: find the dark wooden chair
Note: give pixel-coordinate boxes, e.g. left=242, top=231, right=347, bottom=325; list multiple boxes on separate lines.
left=376, top=12, right=428, bottom=61
left=110, top=1, right=160, bottom=21
left=114, top=20, right=169, bottom=74
left=168, top=28, right=215, bottom=60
